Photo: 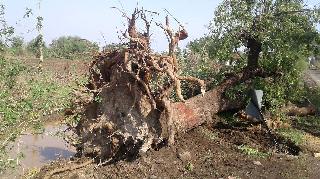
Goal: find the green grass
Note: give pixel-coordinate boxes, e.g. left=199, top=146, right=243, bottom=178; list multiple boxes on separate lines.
left=198, top=126, right=218, bottom=141
left=237, top=145, right=271, bottom=158
left=293, top=116, right=320, bottom=135
left=185, top=162, right=194, bottom=172
left=276, top=128, right=305, bottom=145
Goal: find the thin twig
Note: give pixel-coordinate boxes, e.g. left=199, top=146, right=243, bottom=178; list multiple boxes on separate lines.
left=163, top=8, right=184, bottom=28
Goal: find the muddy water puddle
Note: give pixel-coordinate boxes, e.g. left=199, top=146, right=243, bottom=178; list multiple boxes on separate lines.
left=5, top=121, right=76, bottom=177
left=13, top=124, right=75, bottom=167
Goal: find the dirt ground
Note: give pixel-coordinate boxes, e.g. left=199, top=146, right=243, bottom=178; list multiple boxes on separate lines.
left=36, top=116, right=320, bottom=179
left=19, top=57, right=90, bottom=79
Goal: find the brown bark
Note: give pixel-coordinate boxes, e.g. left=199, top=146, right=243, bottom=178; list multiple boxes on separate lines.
left=170, top=68, right=277, bottom=132
left=247, top=36, right=261, bottom=68
left=171, top=89, right=240, bottom=132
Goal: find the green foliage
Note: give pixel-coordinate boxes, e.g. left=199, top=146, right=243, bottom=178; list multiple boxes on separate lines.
left=94, top=95, right=102, bottom=103
left=0, top=57, right=26, bottom=88
left=23, top=8, right=33, bottom=18
left=0, top=58, right=72, bottom=131
left=304, top=82, right=320, bottom=107
left=36, top=16, right=43, bottom=31
left=0, top=4, right=14, bottom=55
left=177, top=49, right=220, bottom=99
left=293, top=116, right=320, bottom=136
left=186, top=0, right=320, bottom=110
left=277, top=128, right=304, bottom=145
left=103, top=43, right=126, bottom=51
left=185, top=162, right=194, bottom=172
left=49, top=36, right=99, bottom=60
left=198, top=126, right=218, bottom=141
left=218, top=111, right=238, bottom=124
left=0, top=41, right=6, bottom=55
left=10, top=36, right=24, bottom=49
left=0, top=149, right=22, bottom=173
left=9, top=36, right=25, bottom=56
left=0, top=57, right=75, bottom=173
left=179, top=49, right=216, bottom=80
left=31, top=121, right=44, bottom=134
left=26, top=35, right=46, bottom=58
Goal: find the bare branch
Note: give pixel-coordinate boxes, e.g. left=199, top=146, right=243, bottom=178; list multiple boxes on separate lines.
left=111, top=6, right=130, bottom=21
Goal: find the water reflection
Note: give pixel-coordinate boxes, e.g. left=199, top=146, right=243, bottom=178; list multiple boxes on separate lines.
left=40, top=146, right=75, bottom=162
left=4, top=122, right=76, bottom=177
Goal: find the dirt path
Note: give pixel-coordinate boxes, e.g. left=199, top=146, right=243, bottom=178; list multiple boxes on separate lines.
left=308, top=69, right=320, bottom=86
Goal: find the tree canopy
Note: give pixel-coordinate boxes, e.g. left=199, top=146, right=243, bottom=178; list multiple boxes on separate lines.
left=188, top=0, right=320, bottom=109
left=49, top=36, right=99, bottom=59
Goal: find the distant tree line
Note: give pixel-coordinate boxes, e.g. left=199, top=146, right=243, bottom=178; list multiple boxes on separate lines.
left=5, top=35, right=99, bottom=60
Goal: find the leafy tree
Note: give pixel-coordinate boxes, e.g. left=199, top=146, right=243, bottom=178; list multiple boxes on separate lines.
left=187, top=0, right=320, bottom=110
left=9, top=36, right=25, bottom=56
left=0, top=4, right=14, bottom=55
left=26, top=35, right=46, bottom=58
left=10, top=36, right=24, bottom=48
left=49, top=36, right=99, bottom=59
left=102, top=43, right=126, bottom=51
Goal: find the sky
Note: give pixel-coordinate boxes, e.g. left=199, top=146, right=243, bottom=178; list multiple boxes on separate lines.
left=2, top=0, right=320, bottom=52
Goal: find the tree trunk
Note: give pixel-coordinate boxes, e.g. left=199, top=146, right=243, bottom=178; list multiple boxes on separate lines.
left=37, top=0, right=44, bottom=70
left=247, top=36, right=261, bottom=68
left=38, top=34, right=44, bottom=69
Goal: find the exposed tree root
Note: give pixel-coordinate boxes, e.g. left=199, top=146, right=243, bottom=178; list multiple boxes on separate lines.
left=64, top=8, right=206, bottom=162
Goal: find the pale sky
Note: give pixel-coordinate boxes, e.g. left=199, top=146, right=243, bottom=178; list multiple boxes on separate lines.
left=2, top=0, right=320, bottom=52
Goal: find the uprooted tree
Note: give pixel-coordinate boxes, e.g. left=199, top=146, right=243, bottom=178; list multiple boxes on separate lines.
left=67, top=0, right=320, bottom=162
